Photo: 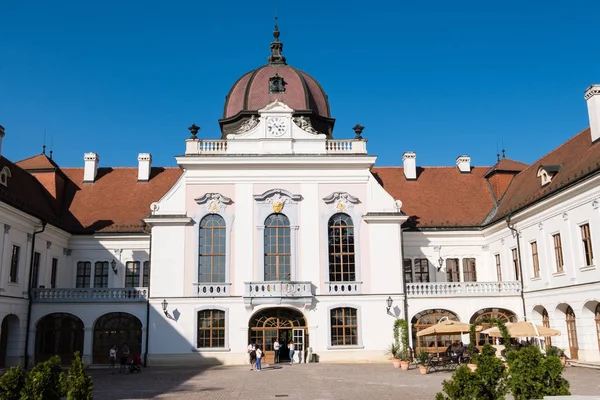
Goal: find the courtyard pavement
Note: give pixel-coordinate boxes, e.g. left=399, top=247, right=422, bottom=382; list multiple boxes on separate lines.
left=90, top=363, right=600, bottom=400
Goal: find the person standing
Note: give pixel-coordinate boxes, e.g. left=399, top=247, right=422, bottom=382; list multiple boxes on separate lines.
left=273, top=340, right=280, bottom=364
left=247, top=342, right=256, bottom=370
left=119, top=343, right=130, bottom=373
left=289, top=342, right=295, bottom=365
left=109, top=345, right=117, bottom=374
left=255, top=347, right=263, bottom=371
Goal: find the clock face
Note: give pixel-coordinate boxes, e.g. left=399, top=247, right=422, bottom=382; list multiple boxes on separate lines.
left=267, top=117, right=287, bottom=137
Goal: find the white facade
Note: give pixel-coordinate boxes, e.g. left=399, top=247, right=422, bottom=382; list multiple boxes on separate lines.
left=1, top=92, right=599, bottom=367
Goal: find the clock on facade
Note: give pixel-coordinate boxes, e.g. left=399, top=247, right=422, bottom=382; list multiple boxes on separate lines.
left=267, top=117, right=287, bottom=137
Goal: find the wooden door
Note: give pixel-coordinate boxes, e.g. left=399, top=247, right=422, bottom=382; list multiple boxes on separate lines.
left=566, top=306, right=579, bottom=360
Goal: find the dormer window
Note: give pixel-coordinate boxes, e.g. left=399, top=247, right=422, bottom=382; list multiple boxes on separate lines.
left=0, top=166, right=11, bottom=187
left=269, top=74, right=286, bottom=94
left=537, top=165, right=562, bottom=187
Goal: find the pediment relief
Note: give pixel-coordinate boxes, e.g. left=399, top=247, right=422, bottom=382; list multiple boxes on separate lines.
left=254, top=189, right=302, bottom=214
left=195, top=193, right=233, bottom=214
left=259, top=100, right=295, bottom=113
left=323, top=192, right=360, bottom=212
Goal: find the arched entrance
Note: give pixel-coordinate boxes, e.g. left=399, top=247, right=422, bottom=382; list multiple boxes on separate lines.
left=35, top=313, right=84, bottom=364
left=412, top=309, right=459, bottom=354
left=0, top=314, right=20, bottom=367
left=93, top=312, right=142, bottom=364
left=249, top=308, right=307, bottom=364
left=470, top=308, right=517, bottom=348
left=565, top=306, right=578, bottom=360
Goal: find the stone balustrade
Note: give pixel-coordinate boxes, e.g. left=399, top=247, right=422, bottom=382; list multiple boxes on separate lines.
left=244, top=281, right=313, bottom=298
left=31, top=287, right=148, bottom=302
left=326, top=140, right=367, bottom=154
left=194, top=283, right=231, bottom=297
left=325, top=281, right=363, bottom=294
left=406, top=281, right=521, bottom=297
left=185, top=139, right=228, bottom=155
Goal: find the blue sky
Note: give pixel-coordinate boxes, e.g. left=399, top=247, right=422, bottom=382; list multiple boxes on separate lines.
left=1, top=1, right=598, bottom=168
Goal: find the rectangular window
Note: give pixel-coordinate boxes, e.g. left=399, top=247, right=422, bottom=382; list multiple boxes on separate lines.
left=76, top=261, right=91, bottom=288
left=495, top=254, right=502, bottom=282
left=512, top=248, right=520, bottom=280
left=531, top=241, right=540, bottom=278
left=50, top=258, right=58, bottom=289
left=31, top=252, right=41, bottom=289
left=414, top=258, right=430, bottom=283
left=581, top=224, right=594, bottom=266
left=125, top=261, right=140, bottom=287
left=197, top=310, right=225, bottom=348
left=462, top=258, right=477, bottom=282
left=330, top=307, right=358, bottom=346
left=446, top=258, right=460, bottom=282
left=553, top=233, right=564, bottom=272
left=9, top=245, right=20, bottom=283
left=94, top=261, right=109, bottom=288
left=403, top=259, right=413, bottom=283
left=143, top=261, right=150, bottom=287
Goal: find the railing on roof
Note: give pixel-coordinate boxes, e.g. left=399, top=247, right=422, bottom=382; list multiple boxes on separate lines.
left=184, top=139, right=367, bottom=155
left=326, top=140, right=367, bottom=154
left=406, top=281, right=521, bottom=298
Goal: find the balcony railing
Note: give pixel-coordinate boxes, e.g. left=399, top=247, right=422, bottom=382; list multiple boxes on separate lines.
left=244, top=281, right=313, bottom=298
left=406, top=281, right=521, bottom=298
left=325, top=281, right=363, bottom=295
left=185, top=139, right=367, bottom=155
left=31, top=287, right=148, bottom=302
left=194, top=283, right=231, bottom=297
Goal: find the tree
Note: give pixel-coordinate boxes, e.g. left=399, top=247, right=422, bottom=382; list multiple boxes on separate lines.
left=394, top=319, right=410, bottom=361
left=435, top=365, right=479, bottom=400
left=506, top=346, right=570, bottom=400
left=0, top=365, right=26, bottom=400
left=62, top=352, right=93, bottom=400
left=21, top=356, right=64, bottom=400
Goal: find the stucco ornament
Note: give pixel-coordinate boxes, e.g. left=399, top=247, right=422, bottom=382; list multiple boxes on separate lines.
left=254, top=189, right=302, bottom=213
left=592, top=198, right=599, bottom=210
left=268, top=192, right=287, bottom=213
left=293, top=116, right=320, bottom=134
left=195, top=193, right=233, bottom=214
left=323, top=192, right=360, bottom=212
left=235, top=115, right=259, bottom=133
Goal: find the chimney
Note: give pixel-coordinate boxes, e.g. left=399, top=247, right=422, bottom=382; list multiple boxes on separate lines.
left=585, top=84, right=600, bottom=143
left=137, top=153, right=152, bottom=182
left=83, top=152, right=99, bottom=183
left=403, top=151, right=416, bottom=180
left=0, top=125, right=4, bottom=156
left=456, top=155, right=471, bottom=173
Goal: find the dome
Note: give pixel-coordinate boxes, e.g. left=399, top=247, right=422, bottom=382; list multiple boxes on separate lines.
left=219, top=24, right=335, bottom=138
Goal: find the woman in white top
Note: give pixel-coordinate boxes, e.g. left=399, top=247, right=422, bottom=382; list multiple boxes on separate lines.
left=255, top=347, right=263, bottom=371
left=109, top=345, right=117, bottom=374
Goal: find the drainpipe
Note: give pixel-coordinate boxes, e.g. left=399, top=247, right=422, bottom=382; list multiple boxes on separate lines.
left=143, top=222, right=151, bottom=367
left=24, top=220, right=47, bottom=368
left=506, top=214, right=527, bottom=322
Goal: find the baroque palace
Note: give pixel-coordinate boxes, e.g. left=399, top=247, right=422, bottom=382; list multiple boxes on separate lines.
left=0, top=26, right=599, bottom=367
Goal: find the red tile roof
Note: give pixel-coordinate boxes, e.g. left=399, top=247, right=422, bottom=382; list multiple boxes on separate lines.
left=483, top=158, right=529, bottom=178
left=372, top=166, right=496, bottom=227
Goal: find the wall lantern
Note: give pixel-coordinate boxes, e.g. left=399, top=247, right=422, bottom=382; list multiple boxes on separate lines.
left=162, top=299, right=169, bottom=316
left=111, top=259, right=118, bottom=274
left=437, top=256, right=444, bottom=272
left=386, top=296, right=393, bottom=313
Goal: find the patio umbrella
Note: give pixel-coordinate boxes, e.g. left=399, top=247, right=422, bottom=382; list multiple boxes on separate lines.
left=417, top=320, right=481, bottom=336
left=481, top=321, right=561, bottom=338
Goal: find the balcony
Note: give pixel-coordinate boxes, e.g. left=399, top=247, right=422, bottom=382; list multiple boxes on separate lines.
left=31, top=287, right=148, bottom=303
left=325, top=281, right=363, bottom=295
left=406, top=281, right=521, bottom=298
left=184, top=139, right=367, bottom=155
left=243, top=281, right=314, bottom=308
left=194, top=283, right=231, bottom=297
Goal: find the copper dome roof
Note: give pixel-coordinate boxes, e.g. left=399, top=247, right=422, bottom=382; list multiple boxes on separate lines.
left=219, top=23, right=335, bottom=138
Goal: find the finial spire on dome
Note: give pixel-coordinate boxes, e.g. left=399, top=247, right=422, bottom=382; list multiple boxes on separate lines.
left=268, top=17, right=287, bottom=65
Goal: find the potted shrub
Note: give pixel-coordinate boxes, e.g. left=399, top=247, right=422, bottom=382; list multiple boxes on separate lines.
left=386, top=343, right=402, bottom=368
left=416, top=349, right=429, bottom=375
left=397, top=319, right=411, bottom=370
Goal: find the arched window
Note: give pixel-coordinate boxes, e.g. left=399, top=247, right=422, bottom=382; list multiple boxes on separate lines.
left=264, top=214, right=291, bottom=281
left=197, top=310, right=225, bottom=348
left=412, top=309, right=459, bottom=353
left=471, top=308, right=517, bottom=347
left=330, top=307, right=358, bottom=346
left=328, top=214, right=355, bottom=282
left=542, top=308, right=552, bottom=347
left=595, top=304, right=600, bottom=352
left=199, top=215, right=226, bottom=283
left=35, top=313, right=84, bottom=364
left=93, top=312, right=142, bottom=364
left=566, top=306, right=579, bottom=360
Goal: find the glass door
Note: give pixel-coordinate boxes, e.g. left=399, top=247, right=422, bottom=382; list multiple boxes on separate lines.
left=293, top=328, right=305, bottom=363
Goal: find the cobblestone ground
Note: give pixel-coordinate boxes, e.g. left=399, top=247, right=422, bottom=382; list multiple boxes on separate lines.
left=90, top=364, right=600, bottom=400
